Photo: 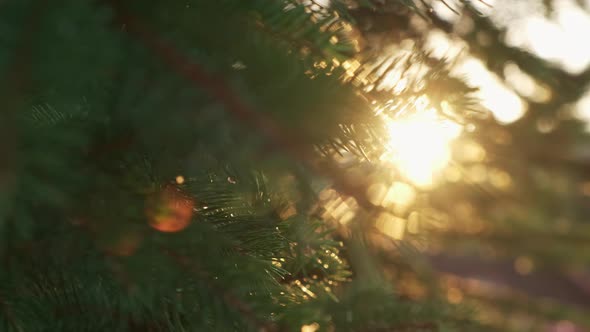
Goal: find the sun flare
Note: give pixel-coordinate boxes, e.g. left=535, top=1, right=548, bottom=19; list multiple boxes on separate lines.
left=382, top=107, right=462, bottom=187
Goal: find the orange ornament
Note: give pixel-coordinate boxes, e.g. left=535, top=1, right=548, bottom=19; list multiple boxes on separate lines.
left=146, top=185, right=194, bottom=232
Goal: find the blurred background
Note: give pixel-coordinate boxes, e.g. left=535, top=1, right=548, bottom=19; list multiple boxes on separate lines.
left=317, top=0, right=590, bottom=330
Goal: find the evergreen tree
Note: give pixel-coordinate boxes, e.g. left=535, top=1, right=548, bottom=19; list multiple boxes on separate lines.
left=1, top=0, right=588, bottom=331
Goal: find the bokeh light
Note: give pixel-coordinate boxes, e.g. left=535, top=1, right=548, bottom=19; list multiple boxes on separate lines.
left=146, top=185, right=194, bottom=233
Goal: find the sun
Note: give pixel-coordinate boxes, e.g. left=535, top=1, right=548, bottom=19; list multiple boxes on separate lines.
left=381, top=105, right=462, bottom=187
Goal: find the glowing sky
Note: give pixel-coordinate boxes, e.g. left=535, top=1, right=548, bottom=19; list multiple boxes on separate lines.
left=383, top=0, right=590, bottom=185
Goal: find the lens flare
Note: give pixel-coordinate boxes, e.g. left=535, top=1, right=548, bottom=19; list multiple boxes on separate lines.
left=146, top=185, right=194, bottom=233
left=382, top=107, right=462, bottom=187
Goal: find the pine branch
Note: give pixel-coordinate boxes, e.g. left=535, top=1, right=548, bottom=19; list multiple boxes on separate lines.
left=103, top=1, right=384, bottom=214
left=161, top=247, right=278, bottom=332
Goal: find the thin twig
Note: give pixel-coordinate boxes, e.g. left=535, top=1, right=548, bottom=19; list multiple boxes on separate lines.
left=439, top=0, right=459, bottom=14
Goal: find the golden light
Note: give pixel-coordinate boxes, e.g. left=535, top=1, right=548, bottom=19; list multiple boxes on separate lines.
left=447, top=287, right=464, bottom=304
left=514, top=256, right=534, bottom=276
left=376, top=212, right=406, bottom=240
left=382, top=105, right=462, bottom=187
left=423, top=32, right=527, bottom=124
left=505, top=3, right=590, bottom=74
left=457, top=58, right=526, bottom=124
left=301, top=323, right=320, bottom=332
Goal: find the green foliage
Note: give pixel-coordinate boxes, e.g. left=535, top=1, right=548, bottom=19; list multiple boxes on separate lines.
left=0, top=0, right=470, bottom=331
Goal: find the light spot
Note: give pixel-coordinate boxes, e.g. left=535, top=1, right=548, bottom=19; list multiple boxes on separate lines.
left=383, top=182, right=416, bottom=207
left=367, top=182, right=388, bottom=206
left=514, top=256, right=534, bottom=275
left=444, top=166, right=462, bottom=182
left=536, top=117, right=557, bottom=133
left=279, top=205, right=297, bottom=220
left=504, top=62, right=551, bottom=103
left=407, top=212, right=420, bottom=234
left=468, top=165, right=488, bottom=183
left=489, top=169, right=512, bottom=189
left=551, top=320, right=577, bottom=332
left=146, top=185, right=194, bottom=233
left=447, top=287, right=464, bottom=304
left=424, top=30, right=465, bottom=60
left=504, top=3, right=590, bottom=74
left=456, top=58, right=526, bottom=124
left=376, top=212, right=406, bottom=240
left=456, top=140, right=486, bottom=162
left=301, top=323, right=320, bottom=332
left=580, top=182, right=590, bottom=196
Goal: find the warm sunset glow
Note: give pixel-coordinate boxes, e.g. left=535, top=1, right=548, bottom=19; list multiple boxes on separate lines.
left=457, top=58, right=526, bottom=124
left=504, top=1, right=590, bottom=74
left=424, top=32, right=528, bottom=124
left=382, top=106, right=462, bottom=187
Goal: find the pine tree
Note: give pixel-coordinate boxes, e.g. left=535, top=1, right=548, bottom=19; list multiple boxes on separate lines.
left=1, top=0, right=589, bottom=331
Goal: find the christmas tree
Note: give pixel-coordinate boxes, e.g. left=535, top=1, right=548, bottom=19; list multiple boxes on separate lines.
left=1, top=0, right=589, bottom=331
